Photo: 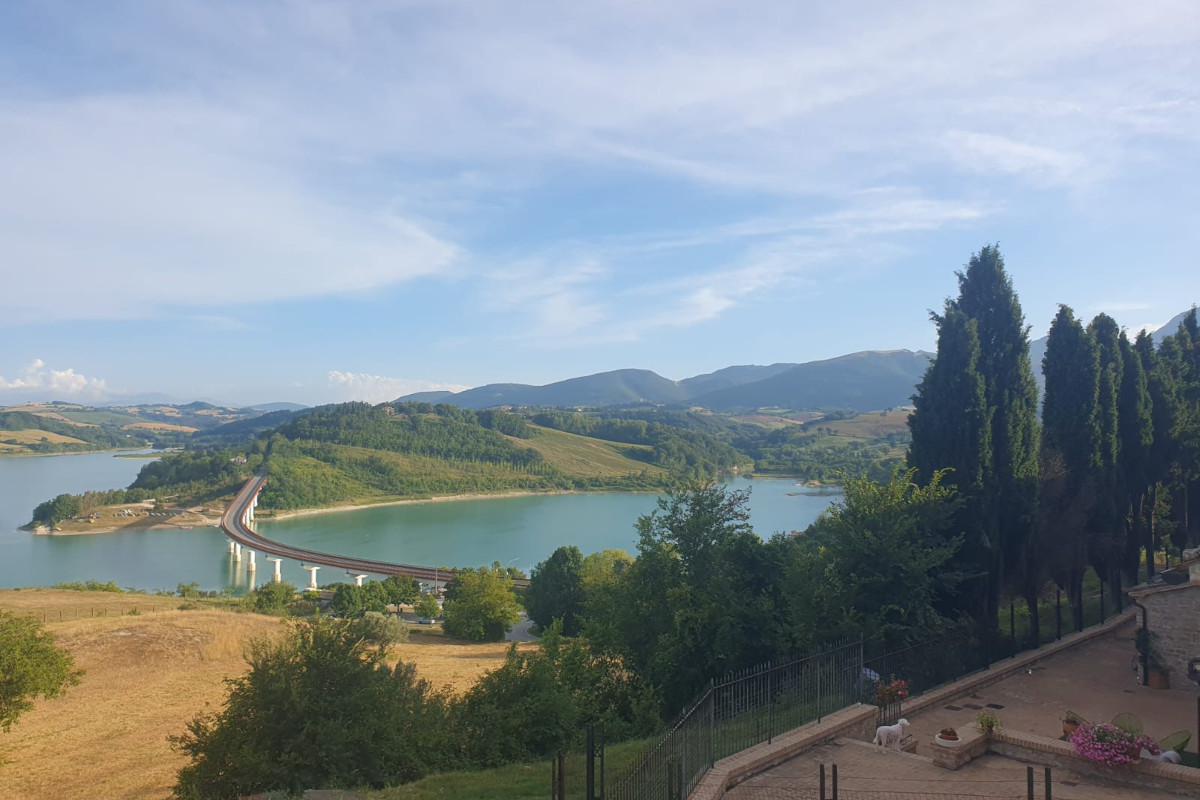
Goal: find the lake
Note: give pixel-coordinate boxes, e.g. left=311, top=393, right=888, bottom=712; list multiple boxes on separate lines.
left=0, top=451, right=840, bottom=592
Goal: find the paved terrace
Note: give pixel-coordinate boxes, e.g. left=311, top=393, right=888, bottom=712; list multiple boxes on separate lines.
left=695, top=615, right=1200, bottom=799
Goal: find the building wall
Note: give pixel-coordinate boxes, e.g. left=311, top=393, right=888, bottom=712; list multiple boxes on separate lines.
left=1139, top=583, right=1200, bottom=679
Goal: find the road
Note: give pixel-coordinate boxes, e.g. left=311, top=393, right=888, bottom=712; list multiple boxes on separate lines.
left=220, top=474, right=530, bottom=588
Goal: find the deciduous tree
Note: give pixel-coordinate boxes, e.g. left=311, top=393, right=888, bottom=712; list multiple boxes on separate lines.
left=0, top=611, right=82, bottom=732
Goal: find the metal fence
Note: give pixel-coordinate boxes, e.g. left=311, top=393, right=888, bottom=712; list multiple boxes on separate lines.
left=607, top=640, right=863, bottom=800
left=582, top=580, right=1123, bottom=800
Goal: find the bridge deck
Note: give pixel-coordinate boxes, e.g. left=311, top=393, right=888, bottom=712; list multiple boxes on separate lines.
left=220, top=474, right=529, bottom=587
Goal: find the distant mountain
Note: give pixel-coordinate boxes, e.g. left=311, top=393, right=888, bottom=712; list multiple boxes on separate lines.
left=248, top=402, right=308, bottom=412
left=678, top=363, right=799, bottom=396
left=393, top=391, right=456, bottom=404
left=691, top=350, right=932, bottom=412
left=398, top=351, right=933, bottom=413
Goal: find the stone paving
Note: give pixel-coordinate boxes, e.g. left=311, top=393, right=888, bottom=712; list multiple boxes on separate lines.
left=720, top=619, right=1199, bottom=799
left=902, top=618, right=1197, bottom=749
left=725, top=738, right=1170, bottom=799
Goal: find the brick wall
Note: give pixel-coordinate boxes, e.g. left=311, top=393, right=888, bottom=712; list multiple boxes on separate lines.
left=1138, top=584, right=1200, bottom=678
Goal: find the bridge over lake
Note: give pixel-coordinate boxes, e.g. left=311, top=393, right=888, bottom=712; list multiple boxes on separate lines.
left=220, top=474, right=529, bottom=589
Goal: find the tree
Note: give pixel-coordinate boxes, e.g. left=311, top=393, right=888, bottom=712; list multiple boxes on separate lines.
left=1040, top=306, right=1100, bottom=630
left=799, top=469, right=963, bottom=649
left=441, top=567, right=521, bottom=642
left=248, top=581, right=298, bottom=615
left=526, top=546, right=586, bottom=636
left=1117, top=329, right=1154, bottom=579
left=909, top=245, right=1039, bottom=633
left=415, top=593, right=441, bottom=620
left=382, top=574, right=421, bottom=606
left=907, top=304, right=991, bottom=627
left=172, top=618, right=452, bottom=799
left=0, top=611, right=82, bottom=732
left=1087, top=313, right=1127, bottom=606
left=598, top=483, right=776, bottom=713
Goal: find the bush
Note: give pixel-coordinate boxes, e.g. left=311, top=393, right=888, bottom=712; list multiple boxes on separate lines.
left=172, top=618, right=454, bottom=798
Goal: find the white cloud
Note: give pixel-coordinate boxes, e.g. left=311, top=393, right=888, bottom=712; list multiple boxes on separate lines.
left=326, top=371, right=470, bottom=404
left=0, top=359, right=109, bottom=399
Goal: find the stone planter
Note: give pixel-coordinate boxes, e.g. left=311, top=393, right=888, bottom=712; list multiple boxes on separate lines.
left=935, top=733, right=962, bottom=747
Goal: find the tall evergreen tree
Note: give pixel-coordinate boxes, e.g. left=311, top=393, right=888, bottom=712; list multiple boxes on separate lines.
left=908, top=305, right=991, bottom=622
left=1087, top=314, right=1125, bottom=606
left=1040, top=306, right=1099, bottom=631
left=1117, top=330, right=1153, bottom=581
left=909, top=245, right=1039, bottom=634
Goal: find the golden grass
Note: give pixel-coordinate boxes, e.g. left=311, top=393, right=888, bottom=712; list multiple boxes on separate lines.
left=0, top=429, right=87, bottom=445
left=0, top=591, right=529, bottom=800
left=520, top=426, right=663, bottom=478
left=121, top=422, right=199, bottom=433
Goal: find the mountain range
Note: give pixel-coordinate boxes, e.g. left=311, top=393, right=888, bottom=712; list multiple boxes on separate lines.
left=399, top=309, right=1196, bottom=413
left=397, top=349, right=934, bottom=413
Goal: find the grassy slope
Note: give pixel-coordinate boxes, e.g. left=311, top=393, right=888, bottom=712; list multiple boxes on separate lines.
left=0, top=590, right=529, bottom=800
left=0, top=429, right=89, bottom=445
left=519, top=425, right=665, bottom=478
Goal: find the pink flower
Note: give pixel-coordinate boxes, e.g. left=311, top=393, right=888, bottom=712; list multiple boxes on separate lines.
left=1070, top=723, right=1159, bottom=765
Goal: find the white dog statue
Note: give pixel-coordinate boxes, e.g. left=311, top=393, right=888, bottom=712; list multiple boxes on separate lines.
left=873, top=718, right=910, bottom=751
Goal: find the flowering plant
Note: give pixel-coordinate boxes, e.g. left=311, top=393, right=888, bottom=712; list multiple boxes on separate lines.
left=1069, top=722, right=1159, bottom=765
left=874, top=677, right=909, bottom=704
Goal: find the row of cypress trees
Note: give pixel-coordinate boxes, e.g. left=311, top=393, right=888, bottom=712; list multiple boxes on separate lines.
left=908, top=245, right=1198, bottom=638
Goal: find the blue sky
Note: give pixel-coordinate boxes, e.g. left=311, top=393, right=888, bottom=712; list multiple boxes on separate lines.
left=1, top=1, right=1197, bottom=407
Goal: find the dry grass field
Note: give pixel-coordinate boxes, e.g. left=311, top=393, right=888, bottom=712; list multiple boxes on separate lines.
left=0, top=429, right=88, bottom=445
left=0, top=590, right=531, bottom=800
left=121, top=422, right=200, bottom=433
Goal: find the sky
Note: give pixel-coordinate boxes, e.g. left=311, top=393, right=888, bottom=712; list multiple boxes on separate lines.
left=1, top=1, right=1198, bottom=408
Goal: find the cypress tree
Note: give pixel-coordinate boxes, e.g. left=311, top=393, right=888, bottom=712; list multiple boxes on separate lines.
left=910, top=245, right=1039, bottom=634
left=1117, top=330, right=1153, bottom=580
left=1087, top=314, right=1125, bottom=604
left=908, top=305, right=992, bottom=623
left=1040, top=305, right=1099, bottom=631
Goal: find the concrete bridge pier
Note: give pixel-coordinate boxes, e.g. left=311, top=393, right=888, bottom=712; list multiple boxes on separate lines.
left=247, top=550, right=256, bottom=571
left=228, top=540, right=235, bottom=554
left=234, top=542, right=242, bottom=562
left=303, top=565, right=320, bottom=591
left=352, top=574, right=368, bottom=586
left=266, top=557, right=283, bottom=583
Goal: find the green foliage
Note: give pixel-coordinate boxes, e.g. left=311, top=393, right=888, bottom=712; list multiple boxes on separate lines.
left=414, top=594, right=441, bottom=620
left=798, top=469, right=963, bottom=647
left=248, top=582, right=299, bottom=615
left=0, top=611, right=82, bottom=731
left=52, top=580, right=125, bottom=593
left=455, top=625, right=660, bottom=767
left=172, top=618, right=454, bottom=799
left=329, top=582, right=390, bottom=618
left=350, top=612, right=409, bottom=648
left=382, top=574, right=421, bottom=606
left=909, top=245, right=1039, bottom=630
left=590, top=483, right=779, bottom=713
left=441, top=568, right=521, bottom=642
left=526, top=546, right=585, bottom=636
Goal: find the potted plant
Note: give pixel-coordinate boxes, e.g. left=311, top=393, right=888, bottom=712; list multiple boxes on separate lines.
left=874, top=676, right=909, bottom=705
left=1070, top=722, right=1159, bottom=765
left=975, top=710, right=1000, bottom=735
left=1135, top=628, right=1171, bottom=689
left=935, top=727, right=961, bottom=746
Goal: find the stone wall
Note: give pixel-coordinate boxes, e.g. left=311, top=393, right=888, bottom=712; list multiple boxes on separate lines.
left=990, top=729, right=1200, bottom=797
left=1137, top=583, right=1200, bottom=679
